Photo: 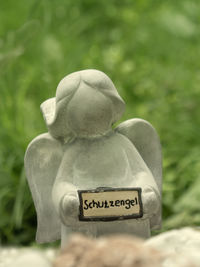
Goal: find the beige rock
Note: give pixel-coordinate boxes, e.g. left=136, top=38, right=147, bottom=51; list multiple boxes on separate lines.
left=7, top=251, right=50, bottom=267
left=0, top=248, right=56, bottom=267
left=54, top=234, right=163, bottom=267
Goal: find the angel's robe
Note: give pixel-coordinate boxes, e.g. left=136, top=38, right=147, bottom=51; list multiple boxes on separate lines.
left=52, top=130, right=161, bottom=247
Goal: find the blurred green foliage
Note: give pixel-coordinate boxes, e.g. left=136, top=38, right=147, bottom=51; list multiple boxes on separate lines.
left=1, top=0, right=200, bottom=245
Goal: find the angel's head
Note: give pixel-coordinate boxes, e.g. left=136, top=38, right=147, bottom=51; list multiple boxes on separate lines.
left=41, top=69, right=125, bottom=139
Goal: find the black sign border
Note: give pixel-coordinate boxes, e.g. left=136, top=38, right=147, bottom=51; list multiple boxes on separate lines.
left=78, top=187, right=143, bottom=222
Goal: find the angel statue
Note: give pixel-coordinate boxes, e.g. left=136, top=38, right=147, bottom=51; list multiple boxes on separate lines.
left=25, top=69, right=162, bottom=248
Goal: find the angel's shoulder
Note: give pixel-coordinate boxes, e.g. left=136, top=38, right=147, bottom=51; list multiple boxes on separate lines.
left=113, top=131, right=137, bottom=150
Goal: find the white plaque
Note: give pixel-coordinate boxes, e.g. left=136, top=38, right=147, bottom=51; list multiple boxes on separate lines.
left=78, top=187, right=143, bottom=221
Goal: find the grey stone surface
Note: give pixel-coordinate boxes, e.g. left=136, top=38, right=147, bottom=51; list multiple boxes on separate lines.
left=24, top=69, right=162, bottom=246
left=146, top=227, right=200, bottom=267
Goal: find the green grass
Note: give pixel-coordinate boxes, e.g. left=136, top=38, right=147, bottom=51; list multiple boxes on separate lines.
left=1, top=0, right=200, bottom=245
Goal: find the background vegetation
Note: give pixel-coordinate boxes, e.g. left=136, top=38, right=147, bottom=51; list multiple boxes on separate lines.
left=1, top=0, right=200, bottom=246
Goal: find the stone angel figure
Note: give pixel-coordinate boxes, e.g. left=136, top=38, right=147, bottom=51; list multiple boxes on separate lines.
left=24, top=70, right=162, bottom=247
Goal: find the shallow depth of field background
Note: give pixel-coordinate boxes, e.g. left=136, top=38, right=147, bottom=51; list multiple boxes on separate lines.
left=0, top=0, right=200, bottom=246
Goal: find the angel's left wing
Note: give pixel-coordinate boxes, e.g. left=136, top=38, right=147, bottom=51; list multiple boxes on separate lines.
left=115, top=118, right=162, bottom=229
left=24, top=133, right=63, bottom=243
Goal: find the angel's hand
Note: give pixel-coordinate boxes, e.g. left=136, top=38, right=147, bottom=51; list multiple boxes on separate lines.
left=142, top=187, right=160, bottom=219
left=59, top=193, right=79, bottom=226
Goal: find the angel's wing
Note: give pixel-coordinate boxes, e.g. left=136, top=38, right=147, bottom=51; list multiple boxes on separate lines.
left=115, top=118, right=162, bottom=229
left=24, top=133, right=63, bottom=243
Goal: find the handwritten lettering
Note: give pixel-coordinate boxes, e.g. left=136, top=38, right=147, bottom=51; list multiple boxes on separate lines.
left=83, top=197, right=139, bottom=210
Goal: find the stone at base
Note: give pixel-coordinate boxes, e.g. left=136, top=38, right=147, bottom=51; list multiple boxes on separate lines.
left=54, top=234, right=162, bottom=267
left=146, top=227, right=200, bottom=267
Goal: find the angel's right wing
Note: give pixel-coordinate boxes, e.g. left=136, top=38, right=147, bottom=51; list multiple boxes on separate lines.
left=116, top=118, right=162, bottom=195
left=116, top=118, right=162, bottom=230
left=24, top=133, right=63, bottom=243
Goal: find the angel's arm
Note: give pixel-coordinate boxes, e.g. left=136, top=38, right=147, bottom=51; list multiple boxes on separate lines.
left=118, top=133, right=161, bottom=221
left=52, top=145, right=80, bottom=226
left=127, top=151, right=161, bottom=220
left=132, top=171, right=161, bottom=220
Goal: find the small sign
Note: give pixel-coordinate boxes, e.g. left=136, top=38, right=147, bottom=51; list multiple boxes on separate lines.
left=78, top=187, right=143, bottom=221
